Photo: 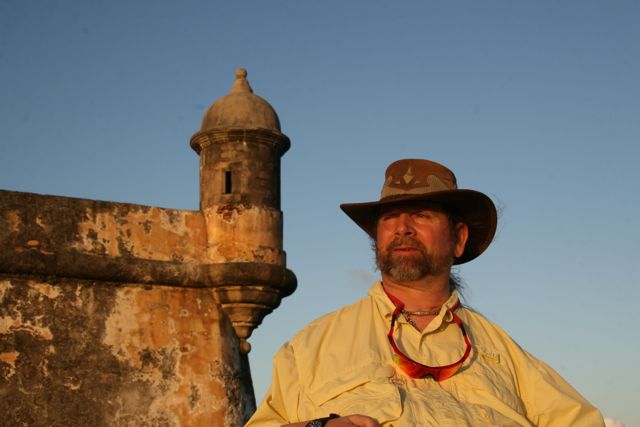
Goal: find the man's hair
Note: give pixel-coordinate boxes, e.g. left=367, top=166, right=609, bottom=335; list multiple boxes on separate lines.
left=448, top=269, right=465, bottom=297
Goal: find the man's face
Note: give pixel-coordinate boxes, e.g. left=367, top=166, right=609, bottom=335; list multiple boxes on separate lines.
left=375, top=203, right=468, bottom=283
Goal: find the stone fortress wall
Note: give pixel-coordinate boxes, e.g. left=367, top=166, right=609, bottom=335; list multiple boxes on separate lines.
left=0, top=69, right=295, bottom=426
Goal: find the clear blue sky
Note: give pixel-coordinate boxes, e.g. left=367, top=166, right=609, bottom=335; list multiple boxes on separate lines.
left=1, top=1, right=638, bottom=425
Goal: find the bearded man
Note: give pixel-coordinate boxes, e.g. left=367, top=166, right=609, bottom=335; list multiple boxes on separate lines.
left=245, top=159, right=604, bottom=427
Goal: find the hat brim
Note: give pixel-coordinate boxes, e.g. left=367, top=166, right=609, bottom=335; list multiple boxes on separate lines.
left=340, top=189, right=497, bottom=264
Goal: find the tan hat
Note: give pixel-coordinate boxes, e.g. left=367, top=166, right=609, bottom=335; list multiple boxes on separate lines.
left=340, top=159, right=497, bottom=264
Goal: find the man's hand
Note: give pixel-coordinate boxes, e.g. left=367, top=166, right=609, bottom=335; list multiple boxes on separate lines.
left=283, top=414, right=379, bottom=427
left=326, top=415, right=379, bottom=427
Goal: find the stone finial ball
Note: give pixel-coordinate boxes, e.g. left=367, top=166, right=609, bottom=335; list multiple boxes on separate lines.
left=235, top=68, right=248, bottom=79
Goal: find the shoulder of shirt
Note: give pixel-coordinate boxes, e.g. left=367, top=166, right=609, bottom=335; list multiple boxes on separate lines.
left=458, top=304, right=535, bottom=358
left=286, top=293, right=376, bottom=348
left=459, top=303, right=500, bottom=328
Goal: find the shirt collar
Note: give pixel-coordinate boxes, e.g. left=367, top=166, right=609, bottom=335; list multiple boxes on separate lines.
left=370, top=281, right=460, bottom=330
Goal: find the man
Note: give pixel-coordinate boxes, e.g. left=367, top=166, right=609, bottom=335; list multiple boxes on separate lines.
left=246, top=159, right=604, bottom=426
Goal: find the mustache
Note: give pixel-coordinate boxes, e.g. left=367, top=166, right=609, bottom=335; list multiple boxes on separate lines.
left=386, top=237, right=428, bottom=252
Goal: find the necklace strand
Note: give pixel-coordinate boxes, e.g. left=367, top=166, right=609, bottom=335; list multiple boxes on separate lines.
left=401, top=312, right=418, bottom=328
left=401, top=308, right=440, bottom=329
left=402, top=307, right=440, bottom=316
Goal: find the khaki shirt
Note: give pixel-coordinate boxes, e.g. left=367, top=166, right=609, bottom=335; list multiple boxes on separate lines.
left=246, top=282, right=604, bottom=426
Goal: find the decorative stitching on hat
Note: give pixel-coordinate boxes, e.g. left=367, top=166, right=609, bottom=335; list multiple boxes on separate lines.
left=402, top=167, right=415, bottom=184
left=381, top=173, right=452, bottom=198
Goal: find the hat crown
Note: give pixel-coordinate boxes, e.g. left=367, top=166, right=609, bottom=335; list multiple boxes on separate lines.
left=381, top=159, right=458, bottom=200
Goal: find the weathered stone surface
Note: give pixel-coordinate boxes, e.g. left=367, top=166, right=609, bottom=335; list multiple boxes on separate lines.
left=0, top=277, right=254, bottom=426
left=0, top=190, right=295, bottom=297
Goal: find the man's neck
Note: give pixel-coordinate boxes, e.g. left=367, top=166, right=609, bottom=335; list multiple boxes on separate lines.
left=381, top=273, right=452, bottom=311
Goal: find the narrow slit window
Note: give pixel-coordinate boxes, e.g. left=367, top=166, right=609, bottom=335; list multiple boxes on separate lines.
left=224, top=170, right=233, bottom=194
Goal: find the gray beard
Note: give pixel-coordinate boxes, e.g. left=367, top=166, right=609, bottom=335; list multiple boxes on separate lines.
left=375, top=237, right=453, bottom=282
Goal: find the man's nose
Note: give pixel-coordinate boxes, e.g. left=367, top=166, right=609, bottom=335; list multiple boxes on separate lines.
left=394, top=213, right=415, bottom=235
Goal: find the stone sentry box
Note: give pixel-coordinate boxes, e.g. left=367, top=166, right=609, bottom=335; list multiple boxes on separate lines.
left=0, top=69, right=296, bottom=426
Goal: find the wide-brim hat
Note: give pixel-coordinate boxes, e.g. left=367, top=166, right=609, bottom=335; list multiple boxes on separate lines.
left=340, top=159, right=497, bottom=264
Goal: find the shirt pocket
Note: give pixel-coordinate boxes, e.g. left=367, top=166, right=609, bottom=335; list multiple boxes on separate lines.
left=455, top=346, right=525, bottom=415
left=304, top=362, right=402, bottom=424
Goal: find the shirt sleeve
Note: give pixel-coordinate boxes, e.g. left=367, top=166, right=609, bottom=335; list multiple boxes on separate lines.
left=245, top=342, right=301, bottom=427
left=518, top=351, right=605, bottom=427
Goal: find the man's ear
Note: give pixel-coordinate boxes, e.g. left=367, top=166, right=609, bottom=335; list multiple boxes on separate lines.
left=453, top=222, right=469, bottom=258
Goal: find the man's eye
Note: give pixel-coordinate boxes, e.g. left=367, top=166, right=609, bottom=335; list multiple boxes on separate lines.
left=413, top=212, right=431, bottom=221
